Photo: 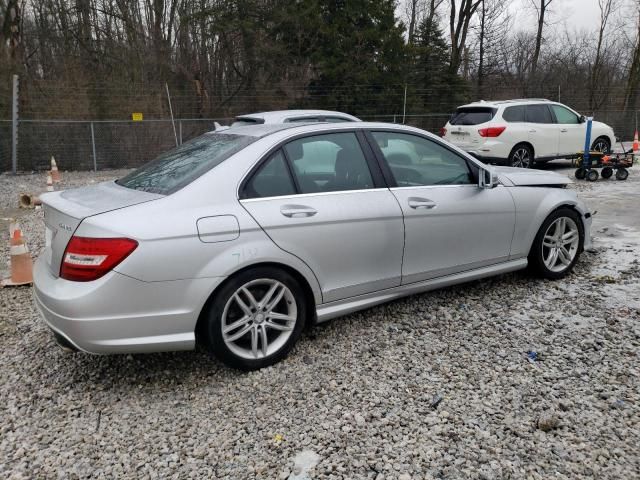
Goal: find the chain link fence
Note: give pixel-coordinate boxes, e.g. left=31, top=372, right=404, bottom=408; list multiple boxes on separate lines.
left=2, top=118, right=234, bottom=172
left=0, top=114, right=453, bottom=172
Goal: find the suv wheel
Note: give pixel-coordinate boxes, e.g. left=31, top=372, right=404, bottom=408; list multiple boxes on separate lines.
left=200, top=267, right=307, bottom=370
left=591, top=137, right=611, bottom=153
left=508, top=144, right=534, bottom=168
left=529, top=208, right=584, bottom=279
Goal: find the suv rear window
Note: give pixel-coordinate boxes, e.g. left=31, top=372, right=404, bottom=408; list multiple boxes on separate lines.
left=117, top=133, right=255, bottom=194
left=450, top=107, right=496, bottom=126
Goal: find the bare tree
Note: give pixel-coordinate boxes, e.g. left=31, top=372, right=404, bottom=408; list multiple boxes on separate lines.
left=449, top=0, right=482, bottom=73
left=589, top=0, right=620, bottom=110
left=529, top=0, right=556, bottom=80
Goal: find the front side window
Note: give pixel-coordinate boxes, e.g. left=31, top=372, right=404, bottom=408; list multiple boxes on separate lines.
left=372, top=131, right=473, bottom=187
left=284, top=133, right=374, bottom=193
left=244, top=150, right=296, bottom=199
left=117, top=133, right=255, bottom=194
left=551, top=105, right=580, bottom=124
left=525, top=105, right=553, bottom=124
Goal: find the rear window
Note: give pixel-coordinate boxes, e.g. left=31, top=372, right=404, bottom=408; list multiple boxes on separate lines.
left=450, top=107, right=496, bottom=126
left=116, top=133, right=255, bottom=194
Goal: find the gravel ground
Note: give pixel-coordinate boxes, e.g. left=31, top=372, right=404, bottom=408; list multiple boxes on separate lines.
left=1, top=167, right=639, bottom=479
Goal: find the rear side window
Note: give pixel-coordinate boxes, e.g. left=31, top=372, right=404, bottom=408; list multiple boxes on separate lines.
left=244, top=150, right=296, bottom=199
left=231, top=117, right=264, bottom=127
left=117, top=133, right=255, bottom=194
left=284, top=133, right=374, bottom=193
left=450, top=107, right=496, bottom=126
left=526, top=105, right=553, bottom=124
left=325, top=117, right=355, bottom=123
left=502, top=106, right=525, bottom=123
left=284, top=117, right=322, bottom=123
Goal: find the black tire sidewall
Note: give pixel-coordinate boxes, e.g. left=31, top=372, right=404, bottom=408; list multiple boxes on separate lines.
left=202, top=267, right=307, bottom=370
left=601, top=167, right=613, bottom=179
left=529, top=208, right=584, bottom=279
left=591, top=137, right=611, bottom=154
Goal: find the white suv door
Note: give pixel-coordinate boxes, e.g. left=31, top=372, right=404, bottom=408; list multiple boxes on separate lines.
left=550, top=104, right=585, bottom=156
left=525, top=104, right=558, bottom=159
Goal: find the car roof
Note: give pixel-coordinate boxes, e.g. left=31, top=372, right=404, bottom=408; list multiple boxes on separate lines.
left=457, top=99, right=556, bottom=109
left=234, top=109, right=360, bottom=122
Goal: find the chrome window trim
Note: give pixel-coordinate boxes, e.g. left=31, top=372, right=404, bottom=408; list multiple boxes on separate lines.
left=239, top=187, right=389, bottom=203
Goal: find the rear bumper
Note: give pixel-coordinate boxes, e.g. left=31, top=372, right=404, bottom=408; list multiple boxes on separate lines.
left=33, top=257, right=223, bottom=354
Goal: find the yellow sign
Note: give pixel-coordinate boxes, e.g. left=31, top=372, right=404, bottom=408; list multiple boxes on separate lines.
left=132, top=112, right=143, bottom=121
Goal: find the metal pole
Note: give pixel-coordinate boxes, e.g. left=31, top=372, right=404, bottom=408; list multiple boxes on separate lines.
left=90, top=122, right=97, bottom=172
left=558, top=85, right=561, bottom=103
left=165, top=82, right=179, bottom=147
left=11, top=74, right=18, bottom=174
left=402, top=84, right=408, bottom=124
left=179, top=120, right=182, bottom=145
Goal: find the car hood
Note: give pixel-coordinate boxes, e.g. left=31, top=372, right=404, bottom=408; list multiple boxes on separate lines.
left=493, top=166, right=572, bottom=187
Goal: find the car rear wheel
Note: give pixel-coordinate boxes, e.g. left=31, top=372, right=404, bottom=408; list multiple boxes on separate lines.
left=528, top=208, right=584, bottom=279
left=200, top=267, right=307, bottom=370
left=508, top=144, right=534, bottom=168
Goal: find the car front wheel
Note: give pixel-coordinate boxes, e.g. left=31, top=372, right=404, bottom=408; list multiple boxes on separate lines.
left=200, top=267, right=307, bottom=370
left=528, top=208, right=584, bottom=279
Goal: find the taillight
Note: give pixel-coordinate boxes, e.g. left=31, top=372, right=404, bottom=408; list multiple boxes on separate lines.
left=478, top=126, right=506, bottom=137
left=440, top=127, right=447, bottom=137
left=60, top=237, right=138, bottom=282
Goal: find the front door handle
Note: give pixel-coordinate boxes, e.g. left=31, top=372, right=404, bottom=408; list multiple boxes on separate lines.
left=529, top=129, right=537, bottom=133
left=408, top=197, right=437, bottom=210
left=280, top=205, right=317, bottom=218
left=560, top=128, right=568, bottom=133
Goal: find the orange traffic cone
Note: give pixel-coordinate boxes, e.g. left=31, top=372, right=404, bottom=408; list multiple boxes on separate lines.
left=50, top=156, right=61, bottom=182
left=46, top=173, right=54, bottom=192
left=1, top=220, right=34, bottom=287
left=633, top=130, right=639, bottom=154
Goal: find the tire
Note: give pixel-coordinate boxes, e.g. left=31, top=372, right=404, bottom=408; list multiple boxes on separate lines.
left=591, top=136, right=611, bottom=154
left=528, top=208, right=584, bottom=280
left=616, top=168, right=629, bottom=180
left=586, top=169, right=599, bottom=182
left=200, top=266, right=308, bottom=370
left=575, top=168, right=586, bottom=179
left=508, top=144, right=534, bottom=168
left=601, top=166, right=613, bottom=179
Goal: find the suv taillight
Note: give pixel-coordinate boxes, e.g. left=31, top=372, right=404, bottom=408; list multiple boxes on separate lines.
left=60, top=237, right=138, bottom=282
left=478, top=126, right=506, bottom=137
left=440, top=127, right=447, bottom=137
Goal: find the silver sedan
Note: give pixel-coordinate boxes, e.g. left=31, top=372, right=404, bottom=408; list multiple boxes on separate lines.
left=33, top=122, right=592, bottom=369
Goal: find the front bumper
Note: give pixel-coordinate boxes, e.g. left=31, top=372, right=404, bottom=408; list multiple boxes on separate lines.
left=33, top=257, right=223, bottom=354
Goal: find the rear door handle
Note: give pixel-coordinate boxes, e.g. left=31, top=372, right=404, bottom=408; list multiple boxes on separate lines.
left=408, top=197, right=437, bottom=210
left=529, top=129, right=537, bottom=133
left=280, top=205, right=317, bottom=218
left=560, top=128, right=568, bottom=133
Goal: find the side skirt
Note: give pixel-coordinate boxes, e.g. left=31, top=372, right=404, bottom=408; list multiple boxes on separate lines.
left=315, top=258, right=528, bottom=323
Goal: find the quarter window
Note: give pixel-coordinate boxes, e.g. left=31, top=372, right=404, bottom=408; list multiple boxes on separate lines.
left=551, top=105, right=580, bottom=124
left=244, top=150, right=296, bottom=199
left=371, top=132, right=473, bottom=187
left=525, top=105, right=553, bottom=124
left=284, top=133, right=374, bottom=193
left=502, top=106, right=525, bottom=123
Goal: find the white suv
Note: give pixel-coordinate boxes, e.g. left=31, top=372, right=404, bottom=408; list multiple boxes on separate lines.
left=441, top=99, right=615, bottom=168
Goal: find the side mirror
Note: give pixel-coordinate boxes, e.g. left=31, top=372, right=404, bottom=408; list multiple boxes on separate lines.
left=579, top=115, right=586, bottom=123
left=479, top=167, right=499, bottom=189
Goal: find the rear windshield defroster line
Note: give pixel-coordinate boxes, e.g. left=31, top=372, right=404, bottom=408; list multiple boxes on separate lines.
left=116, top=133, right=256, bottom=195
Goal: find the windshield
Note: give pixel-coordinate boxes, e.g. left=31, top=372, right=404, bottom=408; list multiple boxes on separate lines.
left=116, top=133, right=255, bottom=194
left=450, top=107, right=496, bottom=126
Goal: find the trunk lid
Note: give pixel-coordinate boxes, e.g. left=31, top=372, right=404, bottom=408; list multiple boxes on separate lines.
left=41, top=181, right=163, bottom=277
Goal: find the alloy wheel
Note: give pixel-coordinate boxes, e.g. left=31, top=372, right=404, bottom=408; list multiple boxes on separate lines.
left=511, top=147, right=531, bottom=168
left=592, top=139, right=609, bottom=153
left=542, top=217, right=580, bottom=273
left=221, top=279, right=297, bottom=360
